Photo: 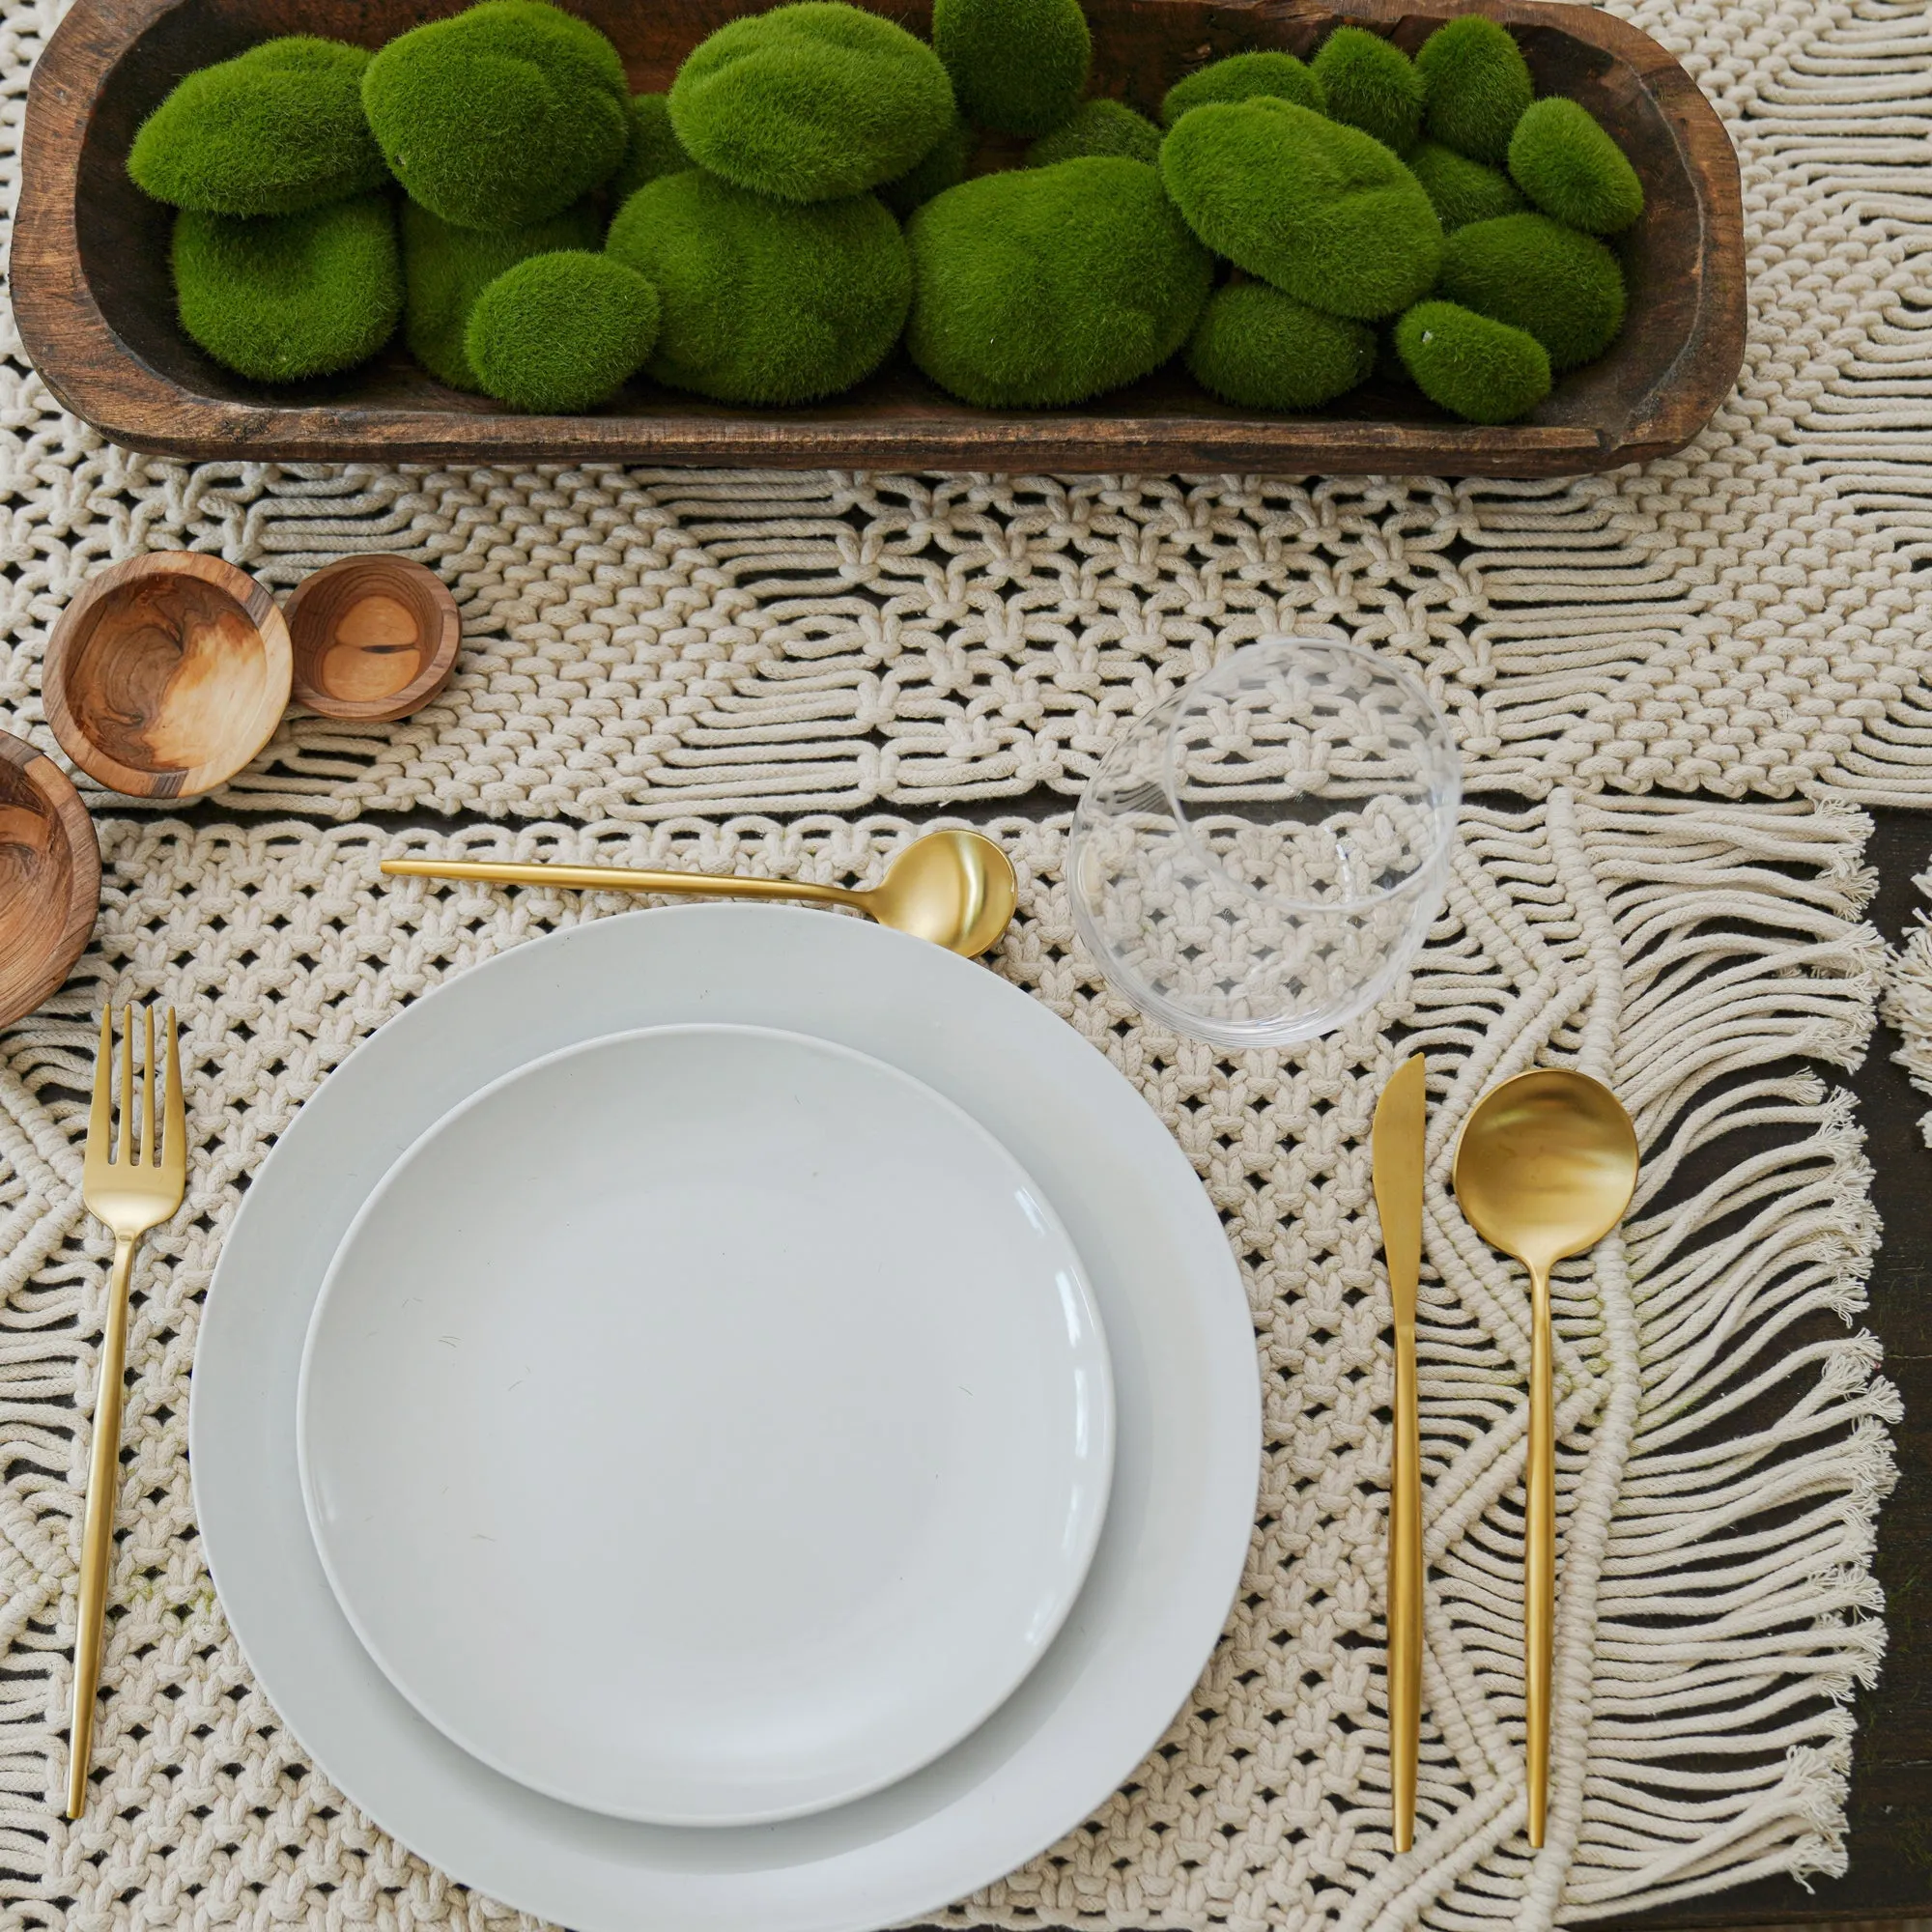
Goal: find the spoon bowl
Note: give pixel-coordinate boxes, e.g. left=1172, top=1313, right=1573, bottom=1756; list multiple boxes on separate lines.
left=1454, top=1069, right=1639, bottom=1274
left=1453, top=1066, right=1637, bottom=1851
left=857, top=831, right=1017, bottom=958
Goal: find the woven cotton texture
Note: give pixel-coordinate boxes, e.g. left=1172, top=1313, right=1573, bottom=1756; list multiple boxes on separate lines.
left=0, top=796, right=1896, bottom=1930
left=5, top=1, right=1932, bottom=816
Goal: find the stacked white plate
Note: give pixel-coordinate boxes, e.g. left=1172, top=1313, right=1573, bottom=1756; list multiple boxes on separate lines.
left=191, top=904, right=1261, bottom=1932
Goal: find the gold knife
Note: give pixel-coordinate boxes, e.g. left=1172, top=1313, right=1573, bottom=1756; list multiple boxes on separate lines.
left=1373, top=1052, right=1426, bottom=1854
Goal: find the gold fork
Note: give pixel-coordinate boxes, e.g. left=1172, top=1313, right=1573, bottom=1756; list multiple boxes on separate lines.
left=68, top=1007, right=185, bottom=1820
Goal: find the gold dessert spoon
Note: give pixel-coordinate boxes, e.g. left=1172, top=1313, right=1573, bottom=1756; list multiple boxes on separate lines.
left=381, top=827, right=1018, bottom=959
left=1452, top=1067, right=1638, bottom=1850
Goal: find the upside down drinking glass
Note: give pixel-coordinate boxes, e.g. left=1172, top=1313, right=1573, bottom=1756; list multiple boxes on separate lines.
left=1068, top=636, right=1462, bottom=1050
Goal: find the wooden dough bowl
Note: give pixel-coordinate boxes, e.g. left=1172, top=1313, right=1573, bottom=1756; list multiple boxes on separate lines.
left=286, top=555, right=461, bottom=722
left=43, top=551, right=293, bottom=799
left=0, top=729, right=101, bottom=1030
left=13, top=0, right=1745, bottom=477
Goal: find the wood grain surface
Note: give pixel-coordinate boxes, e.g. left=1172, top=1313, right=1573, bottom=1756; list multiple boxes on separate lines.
left=285, top=554, right=461, bottom=722
left=42, top=551, right=293, bottom=799
left=0, top=728, right=99, bottom=1028
left=13, top=0, right=1746, bottom=474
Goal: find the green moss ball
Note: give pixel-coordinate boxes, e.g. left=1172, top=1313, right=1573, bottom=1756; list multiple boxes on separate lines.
left=1185, top=282, right=1375, bottom=411
left=932, top=0, right=1090, bottom=136
left=401, top=197, right=602, bottom=390
left=1437, top=211, right=1625, bottom=369
left=1508, top=96, right=1644, bottom=234
left=1394, top=298, right=1549, bottom=422
left=879, top=113, right=975, bottom=214
left=607, top=170, right=909, bottom=404
left=669, top=3, right=952, bottom=202
left=906, top=156, right=1209, bottom=407
left=1310, top=25, right=1425, bottom=155
left=1027, top=99, right=1163, bottom=167
left=128, top=36, right=388, bottom=216
left=464, top=250, right=660, bottom=412
left=1159, top=99, right=1441, bottom=320
left=361, top=1, right=629, bottom=230
left=172, top=195, right=401, bottom=383
left=1406, top=139, right=1525, bottom=230
left=608, top=95, right=692, bottom=209
left=1414, top=16, right=1533, bottom=166
left=1159, top=52, right=1324, bottom=128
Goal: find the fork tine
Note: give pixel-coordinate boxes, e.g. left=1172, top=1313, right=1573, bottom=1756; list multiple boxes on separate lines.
left=163, top=1009, right=185, bottom=1185
left=142, top=1006, right=156, bottom=1167
left=116, top=1009, right=132, bottom=1168
left=88, top=1009, right=113, bottom=1157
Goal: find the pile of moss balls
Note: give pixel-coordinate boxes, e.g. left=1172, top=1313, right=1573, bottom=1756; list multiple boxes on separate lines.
left=127, top=0, right=1646, bottom=423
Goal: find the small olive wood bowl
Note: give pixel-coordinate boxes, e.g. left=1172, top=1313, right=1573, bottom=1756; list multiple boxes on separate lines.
left=0, top=729, right=101, bottom=1029
left=43, top=551, right=294, bottom=799
left=285, top=555, right=461, bottom=722
left=13, top=0, right=1745, bottom=477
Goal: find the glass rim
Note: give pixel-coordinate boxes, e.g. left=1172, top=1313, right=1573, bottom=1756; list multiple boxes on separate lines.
left=1137, top=636, right=1463, bottom=917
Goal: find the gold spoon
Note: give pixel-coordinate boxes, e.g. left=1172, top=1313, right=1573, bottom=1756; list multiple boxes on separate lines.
left=380, top=827, right=1018, bottom=959
left=1452, top=1068, right=1638, bottom=1851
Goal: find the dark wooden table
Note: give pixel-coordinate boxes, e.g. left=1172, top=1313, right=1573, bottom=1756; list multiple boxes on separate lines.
left=1605, top=805, right=1932, bottom=1929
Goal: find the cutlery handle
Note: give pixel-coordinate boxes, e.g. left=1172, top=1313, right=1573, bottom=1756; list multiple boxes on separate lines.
left=69, top=1235, right=136, bottom=1820
left=1525, top=1261, right=1554, bottom=1851
left=1389, top=1323, right=1422, bottom=1854
left=381, top=857, right=858, bottom=911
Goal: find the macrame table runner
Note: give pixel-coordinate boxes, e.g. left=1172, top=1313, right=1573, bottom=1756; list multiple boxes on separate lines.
left=4, top=0, right=1932, bottom=818
left=0, top=796, right=1896, bottom=1931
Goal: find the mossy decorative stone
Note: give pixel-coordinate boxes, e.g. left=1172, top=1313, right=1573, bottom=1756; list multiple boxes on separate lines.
left=1185, top=282, right=1375, bottom=411
left=608, top=95, right=691, bottom=210
left=607, top=170, right=909, bottom=404
left=173, top=195, right=401, bottom=383
left=879, top=114, right=975, bottom=215
left=361, top=0, right=629, bottom=230
left=401, top=197, right=603, bottom=390
left=464, top=251, right=661, bottom=412
left=1437, top=211, right=1625, bottom=368
left=1414, top=16, right=1533, bottom=166
left=128, top=36, right=388, bottom=216
left=1394, top=298, right=1549, bottom=421
left=1159, top=52, right=1324, bottom=128
left=932, top=0, right=1090, bottom=136
left=1406, top=140, right=1525, bottom=231
left=906, top=156, right=1209, bottom=407
left=1509, top=96, right=1644, bottom=234
left=1026, top=99, right=1163, bottom=167
left=1160, top=99, right=1441, bottom=320
left=670, top=3, right=953, bottom=202
left=1309, top=25, right=1425, bottom=156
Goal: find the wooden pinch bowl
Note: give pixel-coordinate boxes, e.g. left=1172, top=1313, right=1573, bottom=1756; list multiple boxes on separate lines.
left=43, top=551, right=293, bottom=799
left=0, top=729, right=101, bottom=1029
left=285, top=554, right=461, bottom=723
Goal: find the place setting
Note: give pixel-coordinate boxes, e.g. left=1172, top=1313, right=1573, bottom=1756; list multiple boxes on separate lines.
left=37, top=622, right=1688, bottom=1931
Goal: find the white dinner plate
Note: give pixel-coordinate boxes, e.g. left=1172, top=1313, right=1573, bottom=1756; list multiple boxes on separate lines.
left=298, top=1024, right=1113, bottom=1827
left=191, top=905, right=1260, bottom=1932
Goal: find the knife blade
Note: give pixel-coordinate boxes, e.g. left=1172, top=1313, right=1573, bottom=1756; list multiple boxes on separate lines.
left=1373, top=1051, right=1426, bottom=1855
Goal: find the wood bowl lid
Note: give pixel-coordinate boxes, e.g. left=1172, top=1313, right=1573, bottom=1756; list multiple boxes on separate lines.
left=43, top=551, right=293, bottom=799
left=285, top=555, right=461, bottom=723
left=0, top=728, right=99, bottom=1029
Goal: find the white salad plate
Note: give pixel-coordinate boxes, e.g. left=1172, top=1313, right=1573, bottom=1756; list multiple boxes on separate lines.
left=191, top=904, right=1261, bottom=1932
left=297, top=1023, right=1114, bottom=1827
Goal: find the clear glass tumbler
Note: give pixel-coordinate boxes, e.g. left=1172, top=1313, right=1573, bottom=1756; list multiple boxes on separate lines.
left=1068, top=636, right=1461, bottom=1049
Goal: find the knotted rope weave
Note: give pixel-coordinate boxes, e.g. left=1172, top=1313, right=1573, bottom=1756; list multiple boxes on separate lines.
left=0, top=800, right=1898, bottom=1929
